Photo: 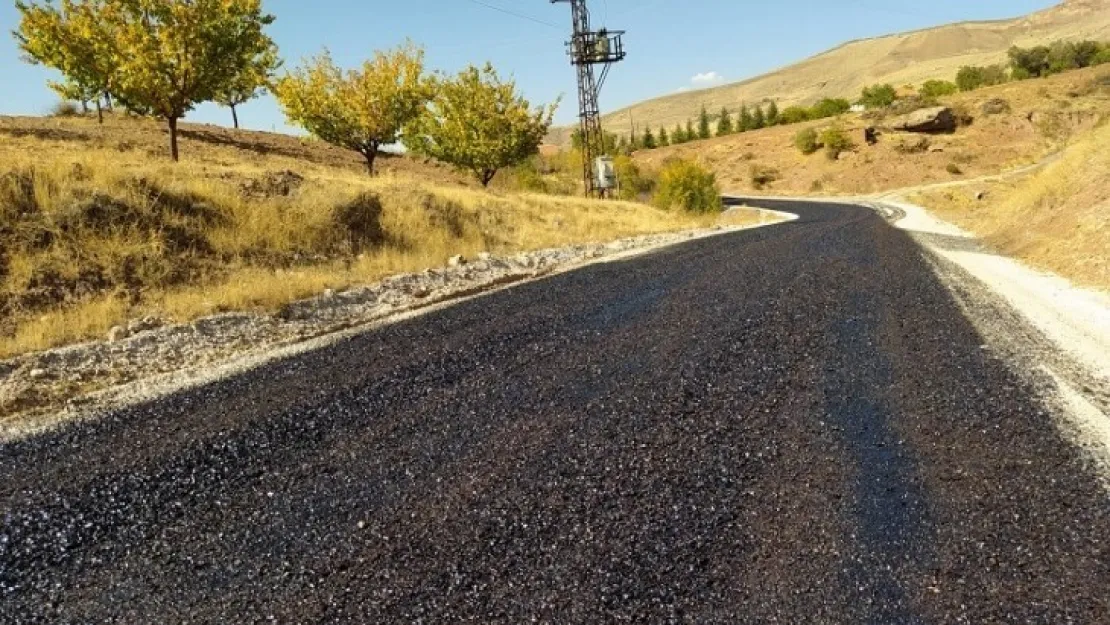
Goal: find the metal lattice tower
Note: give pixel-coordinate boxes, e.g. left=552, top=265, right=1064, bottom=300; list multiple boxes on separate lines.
left=551, top=0, right=625, bottom=198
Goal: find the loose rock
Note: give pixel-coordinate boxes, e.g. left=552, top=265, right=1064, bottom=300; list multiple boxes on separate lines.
left=888, top=106, right=957, bottom=134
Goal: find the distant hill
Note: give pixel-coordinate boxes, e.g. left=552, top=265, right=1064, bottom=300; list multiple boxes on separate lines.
left=550, top=0, right=1110, bottom=144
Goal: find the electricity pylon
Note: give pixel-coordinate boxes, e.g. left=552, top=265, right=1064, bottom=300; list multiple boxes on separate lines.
left=551, top=0, right=625, bottom=198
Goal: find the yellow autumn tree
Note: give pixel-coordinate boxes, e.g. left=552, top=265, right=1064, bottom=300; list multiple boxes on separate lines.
left=275, top=44, right=433, bottom=175
left=16, top=0, right=277, bottom=158
left=215, top=42, right=282, bottom=129
left=406, top=63, right=558, bottom=186
left=15, top=0, right=117, bottom=123
left=104, top=0, right=277, bottom=160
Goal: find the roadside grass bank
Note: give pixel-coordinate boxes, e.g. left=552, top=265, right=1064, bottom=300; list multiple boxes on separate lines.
left=0, top=208, right=790, bottom=436
left=908, top=120, right=1110, bottom=292
left=0, top=116, right=714, bottom=358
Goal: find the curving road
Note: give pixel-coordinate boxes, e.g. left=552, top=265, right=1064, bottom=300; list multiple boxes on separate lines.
left=2, top=199, right=1108, bottom=624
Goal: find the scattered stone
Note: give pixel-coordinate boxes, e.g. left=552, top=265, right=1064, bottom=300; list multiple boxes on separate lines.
left=448, top=255, right=466, bottom=267
left=975, top=191, right=988, bottom=201
left=239, top=170, right=305, bottom=199
left=888, top=106, right=957, bottom=134
left=323, top=289, right=336, bottom=300
left=28, top=368, right=47, bottom=380
left=127, top=316, right=164, bottom=335
left=478, top=252, right=493, bottom=262
left=981, top=98, right=1011, bottom=116
left=107, top=326, right=130, bottom=343
left=928, top=144, right=945, bottom=153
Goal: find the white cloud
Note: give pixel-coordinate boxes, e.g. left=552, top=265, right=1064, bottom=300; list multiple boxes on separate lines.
left=690, top=71, right=725, bottom=86
left=675, top=86, right=692, bottom=93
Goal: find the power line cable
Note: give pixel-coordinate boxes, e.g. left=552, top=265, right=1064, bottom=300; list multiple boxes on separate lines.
left=463, top=0, right=563, bottom=30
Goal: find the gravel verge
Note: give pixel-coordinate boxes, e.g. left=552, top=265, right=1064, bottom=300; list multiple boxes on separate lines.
left=884, top=197, right=1110, bottom=482
left=0, top=208, right=796, bottom=441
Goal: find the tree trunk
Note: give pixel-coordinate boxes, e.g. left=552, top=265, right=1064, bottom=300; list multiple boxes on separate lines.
left=363, top=149, right=377, bottom=176
left=95, top=99, right=103, bottom=124
left=231, top=105, right=239, bottom=129
left=481, top=169, right=497, bottom=187
left=168, top=116, right=180, bottom=162
left=103, top=92, right=113, bottom=111
left=80, top=100, right=89, bottom=114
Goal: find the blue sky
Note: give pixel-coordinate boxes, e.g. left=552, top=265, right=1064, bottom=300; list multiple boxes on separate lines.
left=1, top=0, right=1056, bottom=132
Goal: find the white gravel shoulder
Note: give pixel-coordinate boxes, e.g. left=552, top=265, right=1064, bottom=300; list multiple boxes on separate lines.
left=888, top=199, right=1110, bottom=379
left=0, top=208, right=797, bottom=442
left=885, top=197, right=1110, bottom=481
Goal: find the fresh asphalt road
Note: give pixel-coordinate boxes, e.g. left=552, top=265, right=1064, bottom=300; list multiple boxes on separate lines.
left=2, top=199, right=1108, bottom=624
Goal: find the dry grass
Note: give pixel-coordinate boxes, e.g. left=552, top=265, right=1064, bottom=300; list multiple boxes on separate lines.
left=547, top=0, right=1110, bottom=144
left=0, top=115, right=708, bottom=358
left=634, top=66, right=1110, bottom=196
left=910, top=120, right=1110, bottom=291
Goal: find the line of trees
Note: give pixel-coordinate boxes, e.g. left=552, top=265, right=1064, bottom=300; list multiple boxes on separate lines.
left=626, top=95, right=858, bottom=152
left=956, top=39, right=1110, bottom=92
left=15, top=0, right=279, bottom=160
left=15, top=1, right=558, bottom=182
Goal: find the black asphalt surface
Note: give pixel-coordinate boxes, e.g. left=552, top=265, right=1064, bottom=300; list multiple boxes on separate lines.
left=2, top=199, right=1109, bottom=624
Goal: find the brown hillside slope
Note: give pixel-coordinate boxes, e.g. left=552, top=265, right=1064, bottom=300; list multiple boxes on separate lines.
left=911, top=119, right=1110, bottom=291
left=633, top=66, right=1110, bottom=196
left=559, top=0, right=1110, bottom=143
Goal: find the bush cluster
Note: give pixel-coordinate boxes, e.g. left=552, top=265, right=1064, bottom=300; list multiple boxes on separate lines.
left=956, top=64, right=1009, bottom=92
left=952, top=39, right=1110, bottom=94
left=1010, top=40, right=1110, bottom=79
left=749, top=164, right=781, bottom=190
left=654, top=159, right=722, bottom=213
left=794, top=128, right=820, bottom=155
left=819, top=127, right=854, bottom=160
left=859, top=84, right=897, bottom=109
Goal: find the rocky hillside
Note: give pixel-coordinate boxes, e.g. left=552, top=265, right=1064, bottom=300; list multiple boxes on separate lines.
left=554, top=0, right=1110, bottom=143
left=632, top=66, right=1110, bottom=197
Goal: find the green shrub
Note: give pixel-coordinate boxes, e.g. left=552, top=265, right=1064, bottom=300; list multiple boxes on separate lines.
left=920, top=80, right=958, bottom=98
left=1094, top=48, right=1110, bottom=66
left=820, top=127, right=854, bottom=160
left=1009, top=45, right=1051, bottom=78
left=810, top=98, right=851, bottom=119
left=614, top=155, right=656, bottom=202
left=794, top=128, right=820, bottom=155
left=859, top=84, right=898, bottom=109
left=946, top=162, right=963, bottom=175
left=749, top=164, right=780, bottom=190
left=653, top=159, right=721, bottom=213
left=507, top=159, right=550, bottom=193
left=779, top=106, right=811, bottom=125
left=956, top=64, right=1009, bottom=92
